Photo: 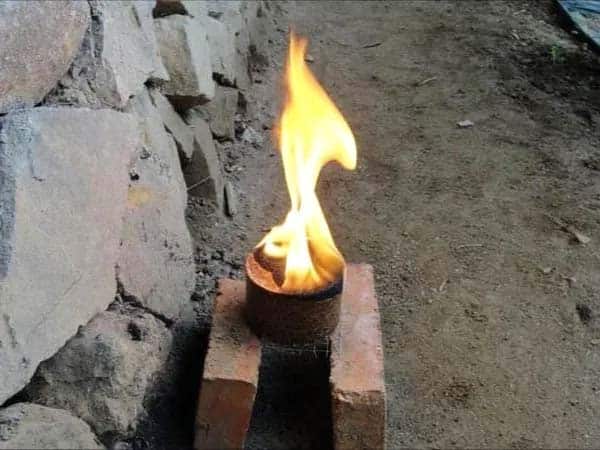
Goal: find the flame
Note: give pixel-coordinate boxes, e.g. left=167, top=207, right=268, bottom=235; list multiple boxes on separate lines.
left=256, top=32, right=357, bottom=293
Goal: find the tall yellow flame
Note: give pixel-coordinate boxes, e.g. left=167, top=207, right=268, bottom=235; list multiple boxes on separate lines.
left=256, top=32, right=357, bottom=292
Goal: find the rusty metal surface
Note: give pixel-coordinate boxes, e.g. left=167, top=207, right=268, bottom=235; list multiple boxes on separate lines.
left=245, top=252, right=342, bottom=344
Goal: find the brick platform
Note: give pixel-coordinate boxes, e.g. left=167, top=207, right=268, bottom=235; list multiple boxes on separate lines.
left=196, top=265, right=385, bottom=449
left=330, top=264, right=386, bottom=450
left=194, top=280, right=262, bottom=450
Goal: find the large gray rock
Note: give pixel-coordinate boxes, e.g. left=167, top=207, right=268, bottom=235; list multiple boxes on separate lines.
left=183, top=113, right=224, bottom=208
left=154, top=0, right=238, bottom=87
left=202, top=16, right=238, bottom=87
left=25, top=308, right=171, bottom=443
left=132, top=1, right=171, bottom=83
left=205, top=1, right=252, bottom=89
left=148, top=88, right=195, bottom=161
left=0, top=403, right=104, bottom=450
left=0, top=1, right=89, bottom=113
left=187, top=86, right=239, bottom=140
left=154, top=15, right=215, bottom=111
left=46, top=1, right=168, bottom=108
left=118, top=88, right=195, bottom=320
left=0, top=107, right=139, bottom=405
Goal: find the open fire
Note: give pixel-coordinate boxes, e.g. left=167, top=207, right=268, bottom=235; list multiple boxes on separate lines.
left=254, top=32, right=357, bottom=294
left=245, top=31, right=357, bottom=343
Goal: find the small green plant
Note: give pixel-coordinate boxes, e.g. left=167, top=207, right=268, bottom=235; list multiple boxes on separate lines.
left=550, top=44, right=565, bottom=64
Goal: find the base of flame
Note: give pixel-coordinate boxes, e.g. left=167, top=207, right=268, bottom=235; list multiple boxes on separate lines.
left=244, top=252, right=343, bottom=344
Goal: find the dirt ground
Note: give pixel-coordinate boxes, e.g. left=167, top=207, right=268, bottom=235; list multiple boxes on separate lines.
left=188, top=1, right=600, bottom=448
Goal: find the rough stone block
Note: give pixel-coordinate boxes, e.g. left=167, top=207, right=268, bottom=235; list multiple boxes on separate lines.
left=133, top=1, right=171, bottom=82
left=205, top=1, right=246, bottom=45
left=25, top=308, right=171, bottom=443
left=154, top=15, right=215, bottom=111
left=202, top=15, right=238, bottom=87
left=244, top=1, right=272, bottom=65
left=0, top=1, right=89, bottom=113
left=205, top=1, right=251, bottom=89
left=188, top=86, right=239, bottom=140
left=119, top=88, right=195, bottom=321
left=0, top=403, right=104, bottom=450
left=195, top=280, right=261, bottom=450
left=330, top=264, right=386, bottom=450
left=46, top=1, right=168, bottom=109
left=0, top=107, right=139, bottom=405
left=183, top=112, right=224, bottom=207
left=149, top=88, right=195, bottom=160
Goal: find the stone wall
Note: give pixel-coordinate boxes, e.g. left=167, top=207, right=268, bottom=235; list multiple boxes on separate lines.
left=0, top=1, right=274, bottom=447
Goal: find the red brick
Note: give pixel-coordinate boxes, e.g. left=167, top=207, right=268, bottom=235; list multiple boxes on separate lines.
left=330, top=264, right=386, bottom=450
left=194, top=279, right=261, bottom=450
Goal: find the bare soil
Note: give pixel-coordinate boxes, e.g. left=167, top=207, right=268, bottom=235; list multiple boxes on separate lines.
left=189, top=1, right=600, bottom=448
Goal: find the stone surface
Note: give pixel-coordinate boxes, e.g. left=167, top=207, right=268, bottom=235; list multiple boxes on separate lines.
left=25, top=307, right=171, bottom=443
left=0, top=1, right=89, bottom=113
left=330, top=264, right=386, bottom=450
left=244, top=1, right=272, bottom=66
left=224, top=181, right=238, bottom=217
left=0, top=107, right=138, bottom=405
left=45, top=1, right=167, bottom=109
left=119, top=88, right=195, bottom=321
left=202, top=16, right=238, bottom=86
left=133, top=1, right=171, bottom=83
left=149, top=88, right=195, bottom=160
left=195, top=280, right=261, bottom=450
left=154, top=15, right=215, bottom=111
left=0, top=403, right=104, bottom=450
left=94, top=0, right=169, bottom=100
left=205, top=1, right=252, bottom=89
left=188, top=86, right=239, bottom=140
left=241, top=125, right=264, bottom=147
left=183, top=112, right=224, bottom=207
